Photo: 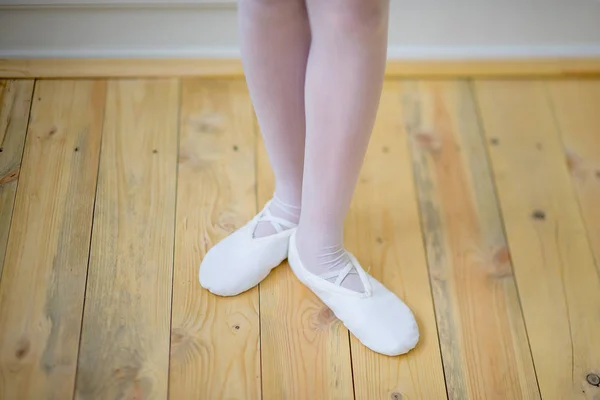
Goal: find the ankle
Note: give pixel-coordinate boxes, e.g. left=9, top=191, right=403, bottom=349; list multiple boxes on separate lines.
left=273, top=186, right=301, bottom=209
left=295, top=227, right=345, bottom=269
left=294, top=228, right=365, bottom=292
left=296, top=225, right=341, bottom=250
left=252, top=196, right=300, bottom=238
left=271, top=194, right=300, bottom=224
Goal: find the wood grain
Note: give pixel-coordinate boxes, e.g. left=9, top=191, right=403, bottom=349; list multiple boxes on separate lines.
left=0, top=79, right=34, bottom=279
left=2, top=58, right=600, bottom=79
left=0, top=58, right=245, bottom=79
left=257, top=122, right=354, bottom=399
left=169, top=80, right=261, bottom=399
left=386, top=59, right=600, bottom=78
left=346, top=81, right=447, bottom=400
left=474, top=80, right=600, bottom=400
left=547, top=80, right=600, bottom=271
left=3, top=76, right=600, bottom=399
left=75, top=79, right=179, bottom=400
left=402, top=80, right=539, bottom=399
left=0, top=80, right=105, bottom=399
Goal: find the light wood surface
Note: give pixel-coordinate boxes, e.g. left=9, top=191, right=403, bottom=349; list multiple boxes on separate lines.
left=547, top=80, right=600, bottom=270
left=386, top=59, right=600, bottom=78
left=347, top=81, right=446, bottom=400
left=2, top=58, right=600, bottom=79
left=1, top=77, right=600, bottom=399
left=475, top=80, right=600, bottom=400
left=403, top=80, right=540, bottom=398
left=75, top=80, right=179, bottom=399
left=0, top=58, right=245, bottom=79
left=0, top=80, right=33, bottom=279
left=0, top=80, right=105, bottom=399
left=169, top=80, right=261, bottom=399
left=257, top=125, right=355, bottom=400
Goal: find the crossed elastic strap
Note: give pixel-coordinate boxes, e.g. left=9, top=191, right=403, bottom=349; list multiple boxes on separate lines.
left=257, top=204, right=298, bottom=233
left=318, top=263, right=359, bottom=286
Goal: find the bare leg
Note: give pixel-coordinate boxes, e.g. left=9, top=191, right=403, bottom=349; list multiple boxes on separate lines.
left=238, top=0, right=310, bottom=236
left=296, top=0, right=389, bottom=291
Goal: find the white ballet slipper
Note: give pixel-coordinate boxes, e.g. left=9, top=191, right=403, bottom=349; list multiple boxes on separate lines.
left=288, top=231, right=419, bottom=356
left=199, top=201, right=296, bottom=296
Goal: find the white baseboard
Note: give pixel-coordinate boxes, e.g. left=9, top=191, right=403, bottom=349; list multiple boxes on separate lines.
left=1, top=0, right=600, bottom=60
left=0, top=48, right=242, bottom=59
left=0, top=0, right=236, bottom=7
left=386, top=46, right=600, bottom=60
left=5, top=46, right=600, bottom=61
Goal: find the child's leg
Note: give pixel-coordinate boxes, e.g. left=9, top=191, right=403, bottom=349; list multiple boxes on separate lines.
left=297, top=0, right=389, bottom=291
left=238, top=0, right=310, bottom=236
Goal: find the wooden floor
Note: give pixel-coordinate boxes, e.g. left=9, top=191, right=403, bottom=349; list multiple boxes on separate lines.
left=0, top=78, right=599, bottom=400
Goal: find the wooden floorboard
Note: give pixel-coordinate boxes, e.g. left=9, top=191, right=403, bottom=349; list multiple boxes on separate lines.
left=474, top=80, right=600, bottom=399
left=0, top=76, right=598, bottom=399
left=402, top=80, right=539, bottom=398
left=2, top=58, right=600, bottom=79
left=169, top=80, right=261, bottom=399
left=0, top=80, right=105, bottom=399
left=547, top=80, right=600, bottom=271
left=347, top=81, right=447, bottom=399
left=0, top=80, right=34, bottom=279
left=257, top=123, right=355, bottom=400
left=75, top=79, right=179, bottom=399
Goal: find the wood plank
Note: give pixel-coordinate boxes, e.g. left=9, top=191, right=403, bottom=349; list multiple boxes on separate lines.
left=401, top=80, right=539, bottom=398
left=257, top=122, right=354, bottom=398
left=547, top=80, right=600, bottom=271
left=0, top=58, right=245, bottom=79
left=474, top=80, right=600, bottom=400
left=0, top=79, right=34, bottom=279
left=346, top=80, right=447, bottom=399
left=75, top=79, right=179, bottom=400
left=385, top=59, right=600, bottom=78
left=2, top=58, right=600, bottom=79
left=169, top=80, right=260, bottom=399
left=0, top=80, right=105, bottom=399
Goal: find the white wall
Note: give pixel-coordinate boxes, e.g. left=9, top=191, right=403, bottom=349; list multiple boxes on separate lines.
left=1, top=0, right=600, bottom=59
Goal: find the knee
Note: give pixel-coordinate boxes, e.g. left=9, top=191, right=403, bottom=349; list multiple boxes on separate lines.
left=322, top=0, right=388, bottom=33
